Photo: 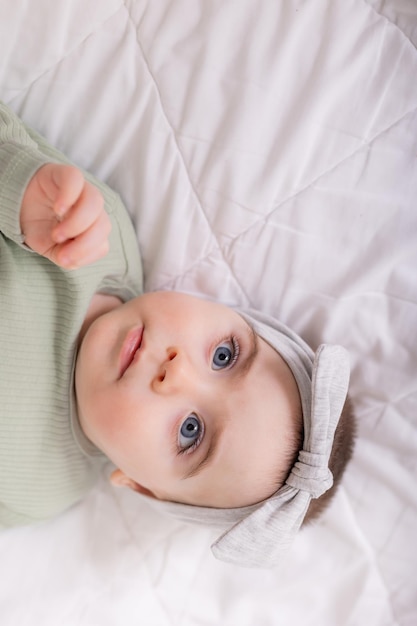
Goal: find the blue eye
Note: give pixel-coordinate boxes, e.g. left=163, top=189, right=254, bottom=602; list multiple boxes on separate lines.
left=178, top=414, right=203, bottom=452
left=212, top=338, right=239, bottom=370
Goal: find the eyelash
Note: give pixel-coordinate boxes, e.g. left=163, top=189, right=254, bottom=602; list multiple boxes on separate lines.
left=177, top=418, right=205, bottom=457
left=227, top=335, right=240, bottom=368
left=213, top=334, right=241, bottom=370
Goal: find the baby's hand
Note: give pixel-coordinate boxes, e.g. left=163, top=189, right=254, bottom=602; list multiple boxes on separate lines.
left=20, top=163, right=111, bottom=269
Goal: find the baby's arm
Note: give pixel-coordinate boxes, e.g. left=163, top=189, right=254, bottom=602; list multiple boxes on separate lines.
left=21, top=163, right=111, bottom=269
left=0, top=101, right=111, bottom=269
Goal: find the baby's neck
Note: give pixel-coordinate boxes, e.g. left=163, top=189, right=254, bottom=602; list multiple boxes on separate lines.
left=78, top=293, right=123, bottom=346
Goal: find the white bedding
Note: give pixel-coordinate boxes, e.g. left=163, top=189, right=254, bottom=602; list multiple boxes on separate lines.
left=1, top=1, right=416, bottom=624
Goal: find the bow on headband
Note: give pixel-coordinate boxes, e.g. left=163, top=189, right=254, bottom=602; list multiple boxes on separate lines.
left=211, top=344, right=350, bottom=568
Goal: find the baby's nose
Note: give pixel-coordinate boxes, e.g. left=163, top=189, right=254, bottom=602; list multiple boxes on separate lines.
left=152, top=348, right=192, bottom=392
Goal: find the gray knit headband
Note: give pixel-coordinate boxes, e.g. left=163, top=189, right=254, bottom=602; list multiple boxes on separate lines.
left=144, top=308, right=350, bottom=568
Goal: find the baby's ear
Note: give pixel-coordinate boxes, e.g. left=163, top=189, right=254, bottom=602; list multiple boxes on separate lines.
left=109, top=469, right=158, bottom=499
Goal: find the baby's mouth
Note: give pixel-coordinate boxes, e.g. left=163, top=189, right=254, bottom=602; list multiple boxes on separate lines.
left=119, top=327, right=143, bottom=378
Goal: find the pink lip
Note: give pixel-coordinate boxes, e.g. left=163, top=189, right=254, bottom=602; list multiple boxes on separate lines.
left=119, top=327, right=143, bottom=378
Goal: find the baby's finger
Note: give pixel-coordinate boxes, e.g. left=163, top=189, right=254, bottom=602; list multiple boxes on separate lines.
left=51, top=165, right=86, bottom=218
left=55, top=211, right=111, bottom=268
left=53, top=181, right=105, bottom=242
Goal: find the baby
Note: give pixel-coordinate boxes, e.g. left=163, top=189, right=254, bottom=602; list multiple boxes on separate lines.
left=0, top=102, right=355, bottom=568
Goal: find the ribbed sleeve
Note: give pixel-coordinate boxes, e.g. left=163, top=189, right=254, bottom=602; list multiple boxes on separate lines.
left=0, top=102, right=143, bottom=527
left=0, top=103, right=51, bottom=244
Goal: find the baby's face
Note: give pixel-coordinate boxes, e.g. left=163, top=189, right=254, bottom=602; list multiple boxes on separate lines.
left=75, top=292, right=300, bottom=508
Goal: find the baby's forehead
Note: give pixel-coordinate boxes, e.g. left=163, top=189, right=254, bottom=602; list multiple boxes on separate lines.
left=235, top=306, right=310, bottom=393
left=184, top=370, right=300, bottom=509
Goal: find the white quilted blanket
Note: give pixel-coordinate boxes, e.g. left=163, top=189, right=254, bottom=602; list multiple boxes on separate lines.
left=0, top=1, right=416, bottom=625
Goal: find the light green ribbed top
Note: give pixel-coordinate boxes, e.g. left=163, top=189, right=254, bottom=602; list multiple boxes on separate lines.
left=0, top=102, right=143, bottom=527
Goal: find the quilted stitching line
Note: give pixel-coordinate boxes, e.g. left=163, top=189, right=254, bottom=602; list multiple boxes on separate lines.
left=227, top=105, right=417, bottom=248
left=361, top=0, right=417, bottom=51
left=122, top=0, right=417, bottom=303
left=121, top=0, right=252, bottom=304
left=159, top=129, right=411, bottom=310
left=5, top=2, right=126, bottom=105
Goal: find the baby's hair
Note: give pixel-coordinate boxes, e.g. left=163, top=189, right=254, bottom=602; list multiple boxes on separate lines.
left=274, top=405, right=304, bottom=488
left=269, top=396, right=356, bottom=522
left=303, top=396, right=356, bottom=524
